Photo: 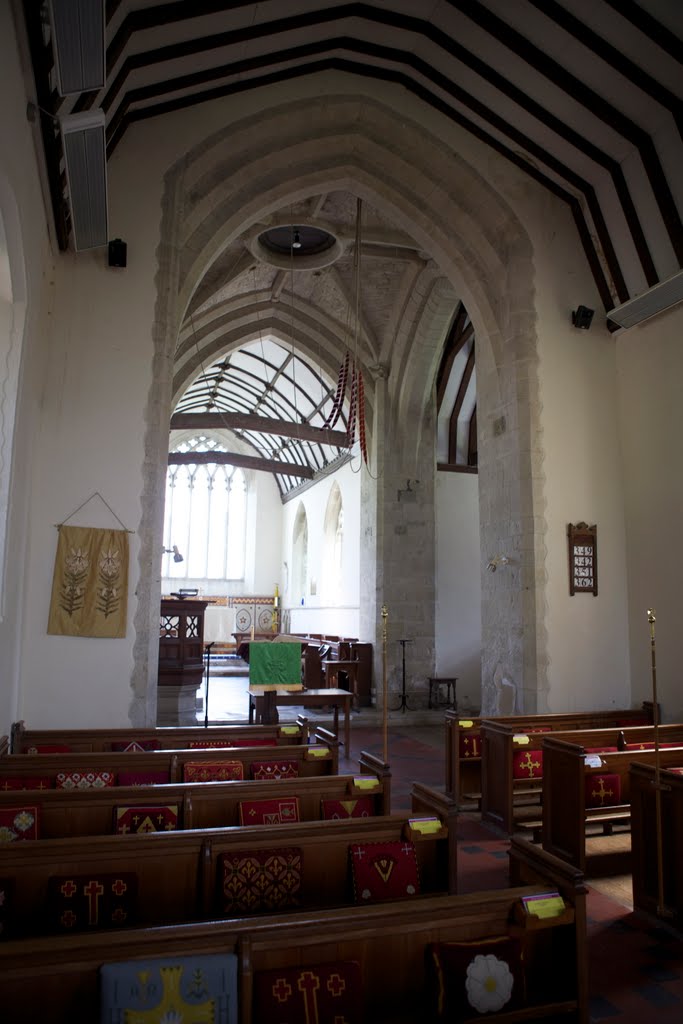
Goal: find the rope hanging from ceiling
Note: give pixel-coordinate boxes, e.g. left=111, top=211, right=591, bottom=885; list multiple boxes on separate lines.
left=322, top=199, right=369, bottom=467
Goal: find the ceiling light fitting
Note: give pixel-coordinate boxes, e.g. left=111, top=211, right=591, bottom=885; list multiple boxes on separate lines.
left=292, top=229, right=302, bottom=249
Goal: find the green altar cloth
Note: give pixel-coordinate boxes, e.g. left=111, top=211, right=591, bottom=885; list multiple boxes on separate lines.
left=249, top=641, right=302, bottom=689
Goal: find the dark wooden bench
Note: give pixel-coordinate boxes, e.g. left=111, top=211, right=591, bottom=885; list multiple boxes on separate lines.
left=0, top=783, right=456, bottom=940
left=0, top=838, right=588, bottom=1024
left=0, top=727, right=338, bottom=789
left=10, top=718, right=309, bottom=753
left=0, top=752, right=390, bottom=839
left=444, top=703, right=655, bottom=808
left=480, top=719, right=683, bottom=836
left=542, top=734, right=683, bottom=872
left=630, top=760, right=683, bottom=928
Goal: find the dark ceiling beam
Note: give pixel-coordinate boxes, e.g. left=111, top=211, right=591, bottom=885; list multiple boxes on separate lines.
left=99, top=6, right=651, bottom=294
left=170, top=411, right=348, bottom=448
left=603, top=0, right=683, bottom=63
left=528, top=0, right=683, bottom=138
left=168, top=450, right=313, bottom=479
left=437, top=306, right=473, bottom=411
left=22, top=1, right=70, bottom=251
left=105, top=57, right=616, bottom=310
left=448, top=0, right=683, bottom=267
left=468, top=408, right=478, bottom=468
left=448, top=345, right=475, bottom=465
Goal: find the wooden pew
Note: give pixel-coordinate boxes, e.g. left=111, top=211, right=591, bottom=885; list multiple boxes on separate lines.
left=0, top=752, right=390, bottom=839
left=480, top=719, right=683, bottom=836
left=542, top=736, right=683, bottom=872
left=0, top=786, right=456, bottom=940
left=444, top=702, right=655, bottom=808
left=10, top=718, right=309, bottom=753
left=0, top=728, right=339, bottom=789
left=0, top=838, right=588, bottom=1024
left=630, top=761, right=683, bottom=927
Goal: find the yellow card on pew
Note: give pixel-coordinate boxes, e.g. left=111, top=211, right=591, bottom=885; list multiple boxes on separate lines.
left=353, top=777, right=380, bottom=790
left=280, top=726, right=300, bottom=735
left=459, top=720, right=474, bottom=728
left=522, top=892, right=565, bottom=919
left=513, top=733, right=530, bottom=745
left=307, top=747, right=330, bottom=758
left=408, top=816, right=442, bottom=835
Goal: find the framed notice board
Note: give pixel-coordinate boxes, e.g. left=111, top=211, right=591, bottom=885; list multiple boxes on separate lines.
left=567, top=523, right=597, bottom=596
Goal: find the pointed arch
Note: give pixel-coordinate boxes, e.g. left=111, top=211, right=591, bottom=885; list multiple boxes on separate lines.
left=133, top=85, right=545, bottom=723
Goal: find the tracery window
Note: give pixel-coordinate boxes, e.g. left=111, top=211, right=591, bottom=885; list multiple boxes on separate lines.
left=163, top=436, right=247, bottom=580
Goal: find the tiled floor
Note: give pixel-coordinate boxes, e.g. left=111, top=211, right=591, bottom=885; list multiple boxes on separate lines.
left=201, top=672, right=683, bottom=1022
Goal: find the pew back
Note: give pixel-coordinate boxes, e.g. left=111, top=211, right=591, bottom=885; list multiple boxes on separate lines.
left=0, top=795, right=456, bottom=940
left=0, top=730, right=338, bottom=789
left=630, top=761, right=683, bottom=926
left=543, top=737, right=683, bottom=871
left=445, top=703, right=655, bottom=806
left=481, top=719, right=683, bottom=835
left=0, top=753, right=390, bottom=839
left=10, top=718, right=309, bottom=753
left=0, top=839, right=587, bottom=1024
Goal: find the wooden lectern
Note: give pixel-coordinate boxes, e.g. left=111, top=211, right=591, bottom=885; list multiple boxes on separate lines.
left=158, top=598, right=209, bottom=725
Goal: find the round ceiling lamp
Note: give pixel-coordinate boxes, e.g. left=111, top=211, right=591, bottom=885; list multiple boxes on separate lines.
left=248, top=222, right=344, bottom=270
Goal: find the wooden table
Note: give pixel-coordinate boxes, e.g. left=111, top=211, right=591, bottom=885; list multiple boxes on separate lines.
left=248, top=687, right=353, bottom=753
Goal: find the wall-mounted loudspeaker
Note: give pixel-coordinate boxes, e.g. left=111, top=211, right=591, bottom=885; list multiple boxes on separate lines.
left=108, top=238, right=127, bottom=268
left=571, top=305, right=594, bottom=329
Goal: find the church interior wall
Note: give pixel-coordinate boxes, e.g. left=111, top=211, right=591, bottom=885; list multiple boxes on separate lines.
left=615, top=308, right=682, bottom=722
left=0, top=6, right=60, bottom=732
left=530, top=193, right=631, bottom=713
left=283, top=461, right=361, bottom=639
left=435, top=470, right=482, bottom=713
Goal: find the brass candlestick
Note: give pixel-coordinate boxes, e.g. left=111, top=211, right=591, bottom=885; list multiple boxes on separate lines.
left=648, top=608, right=671, bottom=918
left=381, top=604, right=388, bottom=763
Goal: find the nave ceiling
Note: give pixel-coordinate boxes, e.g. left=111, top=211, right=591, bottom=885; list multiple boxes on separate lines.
left=19, top=0, right=682, bottom=490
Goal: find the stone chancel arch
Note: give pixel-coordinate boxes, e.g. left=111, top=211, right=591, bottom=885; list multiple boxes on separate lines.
left=136, top=86, right=545, bottom=721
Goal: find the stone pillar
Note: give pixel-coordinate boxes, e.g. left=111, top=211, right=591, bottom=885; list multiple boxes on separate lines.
left=360, top=365, right=437, bottom=709
left=477, top=264, right=547, bottom=716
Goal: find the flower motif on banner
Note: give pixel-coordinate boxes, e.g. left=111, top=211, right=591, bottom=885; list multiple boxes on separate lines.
left=465, top=953, right=514, bottom=1013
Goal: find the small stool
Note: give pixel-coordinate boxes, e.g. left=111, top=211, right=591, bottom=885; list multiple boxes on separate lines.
left=428, top=677, right=457, bottom=709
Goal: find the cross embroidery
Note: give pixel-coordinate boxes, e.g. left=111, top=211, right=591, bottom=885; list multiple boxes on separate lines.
left=591, top=776, right=614, bottom=806
left=84, top=879, right=104, bottom=924
left=297, top=970, right=321, bottom=1023
left=518, top=751, right=541, bottom=777
left=272, top=977, right=292, bottom=1003
left=327, top=973, right=347, bottom=997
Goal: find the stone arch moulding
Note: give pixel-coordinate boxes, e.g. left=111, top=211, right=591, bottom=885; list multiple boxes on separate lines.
left=133, top=90, right=545, bottom=724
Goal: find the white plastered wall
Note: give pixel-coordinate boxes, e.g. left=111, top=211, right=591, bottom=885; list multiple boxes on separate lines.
left=435, top=471, right=481, bottom=712
left=282, top=462, right=361, bottom=638
left=615, top=306, right=683, bottom=722
left=530, top=189, right=631, bottom=712
left=0, top=7, right=54, bottom=735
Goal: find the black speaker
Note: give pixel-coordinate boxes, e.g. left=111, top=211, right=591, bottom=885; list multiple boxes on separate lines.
left=572, top=305, right=594, bottom=329
left=108, top=238, right=127, bottom=268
